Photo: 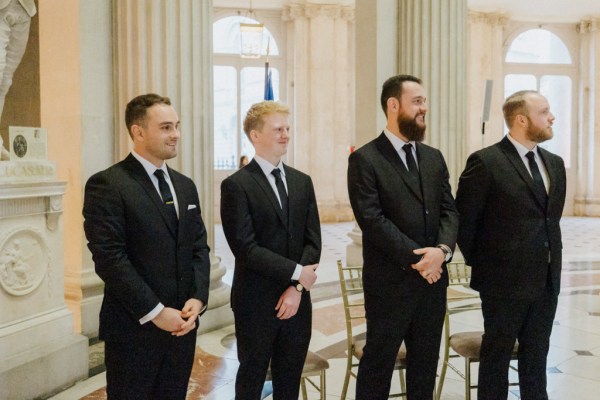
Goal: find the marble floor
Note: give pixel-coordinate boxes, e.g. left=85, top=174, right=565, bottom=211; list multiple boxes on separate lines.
left=51, top=217, right=600, bottom=400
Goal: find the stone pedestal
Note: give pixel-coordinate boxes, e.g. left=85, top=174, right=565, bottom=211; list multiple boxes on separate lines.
left=0, top=161, right=88, bottom=400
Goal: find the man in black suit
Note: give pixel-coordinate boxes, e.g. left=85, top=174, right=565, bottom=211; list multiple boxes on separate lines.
left=456, top=90, right=566, bottom=400
left=220, top=101, right=321, bottom=400
left=347, top=75, right=459, bottom=399
left=83, top=93, right=211, bottom=399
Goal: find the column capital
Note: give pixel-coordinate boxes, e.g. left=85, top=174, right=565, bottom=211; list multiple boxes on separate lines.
left=577, top=18, right=600, bottom=34
left=468, top=11, right=509, bottom=27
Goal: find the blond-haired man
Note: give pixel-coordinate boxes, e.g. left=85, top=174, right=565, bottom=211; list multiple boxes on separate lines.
left=221, top=101, right=321, bottom=399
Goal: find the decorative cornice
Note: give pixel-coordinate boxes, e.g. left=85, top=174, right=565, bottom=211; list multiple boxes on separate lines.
left=577, top=18, right=600, bottom=34
left=468, top=11, right=509, bottom=27
left=283, top=4, right=354, bottom=22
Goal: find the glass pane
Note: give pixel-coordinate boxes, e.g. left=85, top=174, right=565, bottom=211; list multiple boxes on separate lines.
left=539, top=75, right=571, bottom=167
left=213, top=16, right=279, bottom=56
left=506, top=29, right=571, bottom=64
left=214, top=66, right=238, bottom=169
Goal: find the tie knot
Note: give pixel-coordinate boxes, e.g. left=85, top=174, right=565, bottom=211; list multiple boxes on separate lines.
left=154, top=169, right=166, bottom=179
left=403, top=143, right=413, bottom=154
left=526, top=151, right=536, bottom=161
left=271, top=168, right=282, bottom=179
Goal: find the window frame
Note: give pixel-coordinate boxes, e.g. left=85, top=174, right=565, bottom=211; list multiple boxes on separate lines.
left=213, top=9, right=286, bottom=170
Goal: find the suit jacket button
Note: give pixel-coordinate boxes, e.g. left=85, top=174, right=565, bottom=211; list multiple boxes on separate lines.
left=544, top=242, right=549, bottom=248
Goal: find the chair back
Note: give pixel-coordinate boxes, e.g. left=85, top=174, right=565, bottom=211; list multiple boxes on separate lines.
left=337, top=260, right=365, bottom=348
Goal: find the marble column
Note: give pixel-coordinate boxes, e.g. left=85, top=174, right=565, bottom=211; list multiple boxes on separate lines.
left=575, top=18, right=600, bottom=216
left=398, top=0, right=468, bottom=186
left=283, top=2, right=355, bottom=222
left=467, top=12, right=508, bottom=155
left=113, top=0, right=232, bottom=332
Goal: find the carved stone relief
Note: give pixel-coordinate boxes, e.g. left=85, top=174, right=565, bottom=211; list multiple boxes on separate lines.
left=0, top=228, right=49, bottom=296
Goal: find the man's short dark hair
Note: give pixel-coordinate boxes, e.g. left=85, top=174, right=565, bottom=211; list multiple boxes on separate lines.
left=380, top=75, right=422, bottom=117
left=125, top=93, right=171, bottom=137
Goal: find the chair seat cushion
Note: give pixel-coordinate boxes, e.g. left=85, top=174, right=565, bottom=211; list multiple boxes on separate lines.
left=303, top=350, right=330, bottom=374
left=354, top=339, right=407, bottom=367
left=449, top=331, right=519, bottom=359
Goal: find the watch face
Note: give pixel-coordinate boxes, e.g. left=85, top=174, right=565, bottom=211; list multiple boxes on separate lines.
left=296, top=283, right=304, bottom=292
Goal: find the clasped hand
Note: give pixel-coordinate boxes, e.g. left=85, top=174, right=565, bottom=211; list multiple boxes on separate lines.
left=152, top=298, right=203, bottom=336
left=411, top=247, right=445, bottom=284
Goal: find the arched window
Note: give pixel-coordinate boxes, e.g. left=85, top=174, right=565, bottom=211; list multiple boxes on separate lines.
left=213, top=15, right=283, bottom=169
left=504, top=28, right=574, bottom=167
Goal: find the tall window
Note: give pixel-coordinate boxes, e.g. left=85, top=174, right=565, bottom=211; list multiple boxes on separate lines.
left=504, top=28, right=574, bottom=167
left=213, top=15, right=282, bottom=169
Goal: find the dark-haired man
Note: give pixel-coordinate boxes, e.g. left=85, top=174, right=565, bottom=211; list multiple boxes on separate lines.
left=83, top=93, right=211, bottom=399
left=348, top=75, right=458, bottom=399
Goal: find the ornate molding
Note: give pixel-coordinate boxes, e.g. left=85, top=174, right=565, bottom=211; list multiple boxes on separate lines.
left=577, top=18, right=600, bottom=34
left=0, top=228, right=50, bottom=297
left=468, top=11, right=509, bottom=27
left=283, top=4, right=354, bottom=22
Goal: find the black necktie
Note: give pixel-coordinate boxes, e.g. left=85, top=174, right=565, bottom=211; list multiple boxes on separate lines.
left=526, top=151, right=548, bottom=208
left=403, top=143, right=419, bottom=178
left=271, top=168, right=289, bottom=222
left=154, top=169, right=178, bottom=230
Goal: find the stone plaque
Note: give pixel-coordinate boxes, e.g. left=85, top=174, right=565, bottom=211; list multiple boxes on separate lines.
left=0, top=229, right=49, bottom=296
left=8, top=126, right=48, bottom=161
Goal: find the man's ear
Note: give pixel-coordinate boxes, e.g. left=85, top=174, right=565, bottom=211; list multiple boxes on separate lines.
left=130, top=124, right=143, bottom=141
left=250, top=129, right=260, bottom=142
left=387, top=97, right=399, bottom=114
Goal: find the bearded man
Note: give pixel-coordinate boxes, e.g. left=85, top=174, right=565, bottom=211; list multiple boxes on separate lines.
left=456, top=90, right=566, bottom=400
left=347, top=74, right=459, bottom=399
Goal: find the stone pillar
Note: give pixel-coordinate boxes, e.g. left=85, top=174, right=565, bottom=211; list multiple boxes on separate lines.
left=398, top=0, right=468, bottom=186
left=575, top=18, right=600, bottom=216
left=113, top=0, right=232, bottom=332
left=283, top=2, right=355, bottom=222
left=0, top=164, right=87, bottom=400
left=467, top=12, right=508, bottom=155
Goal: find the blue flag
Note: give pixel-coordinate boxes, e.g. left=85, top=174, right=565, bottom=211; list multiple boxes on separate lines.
left=264, top=62, right=274, bottom=101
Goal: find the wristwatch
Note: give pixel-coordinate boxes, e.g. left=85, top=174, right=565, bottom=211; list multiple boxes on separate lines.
left=436, top=244, right=452, bottom=262
left=292, top=281, right=304, bottom=292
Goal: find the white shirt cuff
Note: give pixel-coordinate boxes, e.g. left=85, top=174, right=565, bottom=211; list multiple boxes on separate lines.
left=291, top=264, right=302, bottom=281
left=139, top=303, right=164, bottom=325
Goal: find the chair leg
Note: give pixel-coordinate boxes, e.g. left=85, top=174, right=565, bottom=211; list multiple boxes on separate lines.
left=399, top=368, right=406, bottom=396
left=437, top=359, right=448, bottom=400
left=301, top=377, right=308, bottom=400
left=320, top=370, right=326, bottom=400
left=465, top=358, right=471, bottom=400
left=340, top=368, right=351, bottom=400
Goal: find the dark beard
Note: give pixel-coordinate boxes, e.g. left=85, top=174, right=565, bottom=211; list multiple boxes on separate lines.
left=398, top=114, right=426, bottom=142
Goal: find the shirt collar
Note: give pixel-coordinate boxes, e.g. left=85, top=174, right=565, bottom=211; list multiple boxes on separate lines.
left=506, top=133, right=539, bottom=159
left=131, top=149, right=169, bottom=178
left=253, top=154, right=285, bottom=178
left=383, top=128, right=415, bottom=153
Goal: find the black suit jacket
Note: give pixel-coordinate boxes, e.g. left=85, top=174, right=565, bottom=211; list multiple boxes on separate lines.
left=220, top=159, right=321, bottom=316
left=347, top=133, right=459, bottom=296
left=83, top=154, right=211, bottom=341
left=456, top=136, right=566, bottom=299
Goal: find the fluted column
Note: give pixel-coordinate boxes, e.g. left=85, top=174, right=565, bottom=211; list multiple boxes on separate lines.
left=398, top=0, right=468, bottom=187
left=113, top=0, right=232, bottom=332
left=467, top=12, right=508, bottom=155
left=283, top=2, right=355, bottom=222
left=575, top=18, right=600, bottom=216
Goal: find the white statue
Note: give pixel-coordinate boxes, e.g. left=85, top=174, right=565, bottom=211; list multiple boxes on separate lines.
left=0, top=0, right=36, bottom=160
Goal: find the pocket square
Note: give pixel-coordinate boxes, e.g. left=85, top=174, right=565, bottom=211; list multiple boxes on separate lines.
left=187, top=204, right=197, bottom=210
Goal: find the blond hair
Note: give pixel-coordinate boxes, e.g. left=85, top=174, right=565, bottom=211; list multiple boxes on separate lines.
left=243, top=101, right=290, bottom=139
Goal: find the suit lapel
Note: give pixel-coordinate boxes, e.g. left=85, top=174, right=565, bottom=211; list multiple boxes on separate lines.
left=375, top=133, right=423, bottom=201
left=247, top=160, right=290, bottom=229
left=538, top=148, right=560, bottom=211
left=123, top=154, right=178, bottom=239
left=499, top=137, right=546, bottom=210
